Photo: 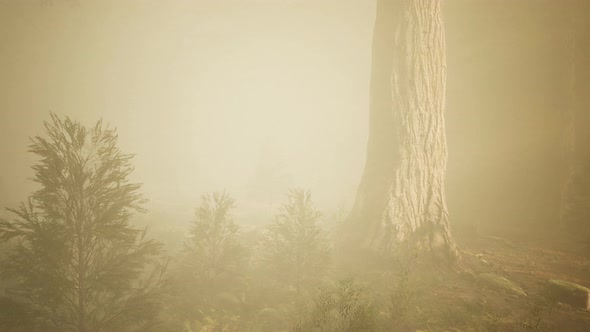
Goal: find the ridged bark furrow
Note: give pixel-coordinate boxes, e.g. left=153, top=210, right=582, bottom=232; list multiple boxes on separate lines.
left=350, top=0, right=459, bottom=263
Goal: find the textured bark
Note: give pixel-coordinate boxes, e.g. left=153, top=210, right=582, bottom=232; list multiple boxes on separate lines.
left=349, top=0, right=459, bottom=263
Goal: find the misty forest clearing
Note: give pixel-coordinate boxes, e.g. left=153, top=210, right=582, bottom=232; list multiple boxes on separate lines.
left=1, top=0, right=590, bottom=331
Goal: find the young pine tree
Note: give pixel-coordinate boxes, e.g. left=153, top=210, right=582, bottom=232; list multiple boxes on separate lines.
left=0, top=114, right=166, bottom=332
left=184, top=192, right=244, bottom=284
left=264, top=188, right=330, bottom=294
left=171, top=192, right=246, bottom=327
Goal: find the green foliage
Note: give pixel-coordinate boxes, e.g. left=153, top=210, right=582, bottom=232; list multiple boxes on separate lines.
left=169, top=192, right=247, bottom=326
left=264, top=188, right=331, bottom=293
left=0, top=114, right=166, bottom=331
left=0, top=296, right=47, bottom=332
left=185, top=192, right=244, bottom=282
left=518, top=298, right=554, bottom=332
left=293, top=279, right=380, bottom=332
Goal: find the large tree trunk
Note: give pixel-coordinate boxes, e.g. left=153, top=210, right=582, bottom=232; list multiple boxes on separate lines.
left=349, top=0, right=459, bottom=263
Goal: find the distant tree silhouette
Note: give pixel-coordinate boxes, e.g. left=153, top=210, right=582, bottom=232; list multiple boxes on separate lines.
left=184, top=192, right=244, bottom=283
left=169, top=192, right=247, bottom=328
left=561, top=0, right=590, bottom=244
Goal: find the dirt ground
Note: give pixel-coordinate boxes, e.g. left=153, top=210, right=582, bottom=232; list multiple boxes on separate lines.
left=402, top=225, right=590, bottom=331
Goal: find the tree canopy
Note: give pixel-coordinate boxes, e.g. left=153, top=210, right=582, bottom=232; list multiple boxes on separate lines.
left=0, top=114, right=166, bottom=332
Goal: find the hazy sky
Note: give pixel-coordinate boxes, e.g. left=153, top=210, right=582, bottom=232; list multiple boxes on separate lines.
left=0, top=0, right=375, bottom=222
left=0, top=0, right=582, bottom=229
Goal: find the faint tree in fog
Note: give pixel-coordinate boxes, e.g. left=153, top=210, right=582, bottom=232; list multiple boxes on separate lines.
left=250, top=141, right=291, bottom=215
left=560, top=0, right=590, bottom=243
left=264, top=188, right=330, bottom=294
left=184, top=192, right=244, bottom=283
left=169, top=192, right=247, bottom=327
left=346, top=0, right=460, bottom=263
left=0, top=114, right=166, bottom=332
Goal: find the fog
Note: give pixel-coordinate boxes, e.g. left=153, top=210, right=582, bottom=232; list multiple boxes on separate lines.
left=1, top=0, right=577, bottom=229
left=0, top=0, right=374, bottom=223
left=1, top=0, right=589, bottom=331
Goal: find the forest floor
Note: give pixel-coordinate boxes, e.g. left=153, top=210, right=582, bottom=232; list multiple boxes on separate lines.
left=397, top=225, right=590, bottom=331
